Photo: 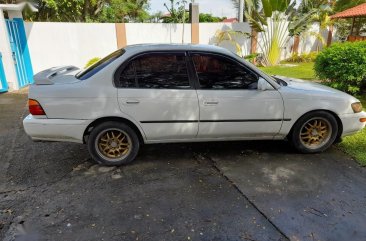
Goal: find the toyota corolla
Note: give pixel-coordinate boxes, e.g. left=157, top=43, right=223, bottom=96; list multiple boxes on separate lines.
left=23, top=44, right=366, bottom=166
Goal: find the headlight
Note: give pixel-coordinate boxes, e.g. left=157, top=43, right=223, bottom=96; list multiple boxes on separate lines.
left=351, top=102, right=363, bottom=113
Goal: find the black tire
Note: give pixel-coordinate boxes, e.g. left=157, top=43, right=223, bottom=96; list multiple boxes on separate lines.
left=334, top=137, right=343, bottom=144
left=87, top=121, right=140, bottom=166
left=290, top=111, right=338, bottom=153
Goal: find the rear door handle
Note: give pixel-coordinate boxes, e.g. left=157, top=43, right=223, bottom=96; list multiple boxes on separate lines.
left=125, top=99, right=140, bottom=104
left=203, top=100, right=219, bottom=105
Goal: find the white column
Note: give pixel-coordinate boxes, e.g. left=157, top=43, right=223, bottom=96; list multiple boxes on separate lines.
left=0, top=9, right=19, bottom=90
left=238, top=0, right=244, bottom=22
left=8, top=10, right=22, bottom=19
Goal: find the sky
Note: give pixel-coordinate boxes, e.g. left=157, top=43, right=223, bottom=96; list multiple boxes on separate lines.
left=149, top=0, right=238, bottom=18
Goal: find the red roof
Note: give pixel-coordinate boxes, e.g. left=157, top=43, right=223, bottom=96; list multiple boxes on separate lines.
left=222, top=18, right=238, bottom=23
left=331, top=3, right=366, bottom=19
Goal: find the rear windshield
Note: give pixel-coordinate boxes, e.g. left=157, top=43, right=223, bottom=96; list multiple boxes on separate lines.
left=76, top=49, right=126, bottom=80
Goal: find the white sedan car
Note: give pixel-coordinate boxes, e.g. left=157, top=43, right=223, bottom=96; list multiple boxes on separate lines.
left=23, top=44, right=366, bottom=166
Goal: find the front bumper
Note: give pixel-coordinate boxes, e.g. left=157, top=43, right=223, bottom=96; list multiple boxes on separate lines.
left=339, top=111, right=366, bottom=137
left=23, top=114, right=92, bottom=143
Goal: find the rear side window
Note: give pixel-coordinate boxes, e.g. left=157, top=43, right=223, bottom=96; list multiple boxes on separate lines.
left=192, top=54, right=258, bottom=90
left=76, top=49, right=125, bottom=80
left=117, top=53, right=190, bottom=89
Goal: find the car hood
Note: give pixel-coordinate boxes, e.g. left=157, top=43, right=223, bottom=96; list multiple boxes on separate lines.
left=275, top=76, right=358, bottom=99
left=276, top=76, right=341, bottom=93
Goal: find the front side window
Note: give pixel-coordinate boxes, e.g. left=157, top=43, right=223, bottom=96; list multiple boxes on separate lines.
left=118, top=53, right=190, bottom=89
left=192, top=54, right=258, bottom=90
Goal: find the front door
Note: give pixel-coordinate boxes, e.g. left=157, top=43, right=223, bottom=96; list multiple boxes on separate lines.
left=191, top=53, right=284, bottom=139
left=116, top=52, right=199, bottom=141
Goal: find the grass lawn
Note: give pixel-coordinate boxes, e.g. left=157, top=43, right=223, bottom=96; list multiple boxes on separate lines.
left=259, top=62, right=316, bottom=80
left=260, top=62, right=366, bottom=166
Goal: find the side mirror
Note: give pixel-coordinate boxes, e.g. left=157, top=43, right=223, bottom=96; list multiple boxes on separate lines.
left=258, top=77, right=273, bottom=91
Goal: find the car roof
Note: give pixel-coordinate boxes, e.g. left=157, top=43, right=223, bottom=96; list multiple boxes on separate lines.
left=124, top=44, right=232, bottom=55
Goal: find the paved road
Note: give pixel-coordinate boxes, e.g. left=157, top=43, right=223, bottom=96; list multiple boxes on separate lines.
left=1, top=91, right=365, bottom=241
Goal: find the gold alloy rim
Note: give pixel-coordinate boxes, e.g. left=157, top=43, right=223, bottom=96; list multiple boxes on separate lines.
left=96, top=129, right=131, bottom=161
left=300, top=117, right=332, bottom=149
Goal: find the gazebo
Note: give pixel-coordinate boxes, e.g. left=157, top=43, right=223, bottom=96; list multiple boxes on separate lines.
left=330, top=3, right=366, bottom=42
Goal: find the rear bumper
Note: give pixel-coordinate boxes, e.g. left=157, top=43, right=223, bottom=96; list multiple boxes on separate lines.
left=339, top=111, right=366, bottom=137
left=23, top=114, right=92, bottom=143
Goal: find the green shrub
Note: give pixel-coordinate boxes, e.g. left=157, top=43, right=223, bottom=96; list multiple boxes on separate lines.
left=314, top=41, right=366, bottom=94
left=306, top=52, right=318, bottom=62
left=85, top=57, right=101, bottom=68
left=244, top=53, right=259, bottom=64
left=285, top=52, right=318, bottom=63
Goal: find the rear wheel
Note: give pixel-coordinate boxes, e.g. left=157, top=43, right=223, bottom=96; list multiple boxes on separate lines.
left=87, top=121, right=140, bottom=166
left=290, top=111, right=338, bottom=153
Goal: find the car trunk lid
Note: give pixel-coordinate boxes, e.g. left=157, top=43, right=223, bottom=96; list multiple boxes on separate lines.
left=33, top=66, right=81, bottom=85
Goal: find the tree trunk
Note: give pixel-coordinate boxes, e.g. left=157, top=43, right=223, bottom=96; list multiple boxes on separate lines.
left=293, top=35, right=300, bottom=54
left=82, top=0, right=89, bottom=22
left=327, top=25, right=333, bottom=47
left=250, top=29, right=258, bottom=64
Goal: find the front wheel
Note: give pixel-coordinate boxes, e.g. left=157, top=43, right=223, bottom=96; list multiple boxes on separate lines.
left=290, top=111, right=338, bottom=153
left=87, top=121, right=140, bottom=166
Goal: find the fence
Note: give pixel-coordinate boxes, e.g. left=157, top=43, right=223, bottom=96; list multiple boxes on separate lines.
left=24, top=22, right=333, bottom=73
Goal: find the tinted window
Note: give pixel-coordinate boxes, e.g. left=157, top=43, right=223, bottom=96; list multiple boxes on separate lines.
left=192, top=54, right=258, bottom=90
left=76, top=49, right=125, bottom=80
left=119, top=61, right=136, bottom=88
left=118, top=53, right=190, bottom=89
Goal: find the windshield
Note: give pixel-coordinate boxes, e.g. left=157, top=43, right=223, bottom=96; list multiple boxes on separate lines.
left=76, top=49, right=126, bottom=80
left=241, top=58, right=287, bottom=86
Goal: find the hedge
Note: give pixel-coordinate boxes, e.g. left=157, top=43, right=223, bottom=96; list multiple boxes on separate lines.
left=314, top=41, right=366, bottom=94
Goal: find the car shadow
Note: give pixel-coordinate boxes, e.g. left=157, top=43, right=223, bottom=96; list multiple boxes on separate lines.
left=137, top=140, right=296, bottom=163
left=145, top=139, right=293, bottom=152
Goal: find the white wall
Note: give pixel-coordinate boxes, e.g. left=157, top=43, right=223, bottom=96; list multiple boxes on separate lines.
left=198, top=22, right=334, bottom=59
left=125, top=23, right=191, bottom=45
left=24, top=22, right=335, bottom=74
left=25, top=22, right=118, bottom=73
left=199, top=22, right=252, bottom=56
left=299, top=23, right=333, bottom=54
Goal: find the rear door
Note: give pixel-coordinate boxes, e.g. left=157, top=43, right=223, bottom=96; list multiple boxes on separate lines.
left=190, top=52, right=284, bottom=139
left=116, top=52, right=199, bottom=141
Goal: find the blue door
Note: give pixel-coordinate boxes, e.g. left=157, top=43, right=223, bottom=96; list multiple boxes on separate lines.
left=5, top=18, right=34, bottom=88
left=0, top=53, right=8, bottom=93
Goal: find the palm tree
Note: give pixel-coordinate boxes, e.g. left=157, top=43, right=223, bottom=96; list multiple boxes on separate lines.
left=296, top=1, right=334, bottom=50
left=243, top=0, right=295, bottom=66
left=232, top=0, right=317, bottom=66
left=214, top=30, right=251, bottom=57
left=313, top=4, right=333, bottom=49
left=231, top=0, right=260, bottom=60
left=163, top=0, right=190, bottom=43
left=288, top=2, right=320, bottom=54
left=163, top=0, right=189, bottom=23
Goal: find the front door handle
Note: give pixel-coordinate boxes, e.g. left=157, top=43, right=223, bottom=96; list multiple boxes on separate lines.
left=125, top=99, right=140, bottom=104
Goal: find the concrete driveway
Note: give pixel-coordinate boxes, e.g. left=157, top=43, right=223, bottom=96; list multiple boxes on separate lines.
left=1, top=91, right=366, bottom=241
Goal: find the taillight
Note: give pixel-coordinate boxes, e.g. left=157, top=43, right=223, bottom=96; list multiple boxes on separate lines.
left=28, top=99, right=46, bottom=115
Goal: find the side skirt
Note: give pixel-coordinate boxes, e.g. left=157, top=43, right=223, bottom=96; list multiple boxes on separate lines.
left=144, top=136, right=287, bottom=144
